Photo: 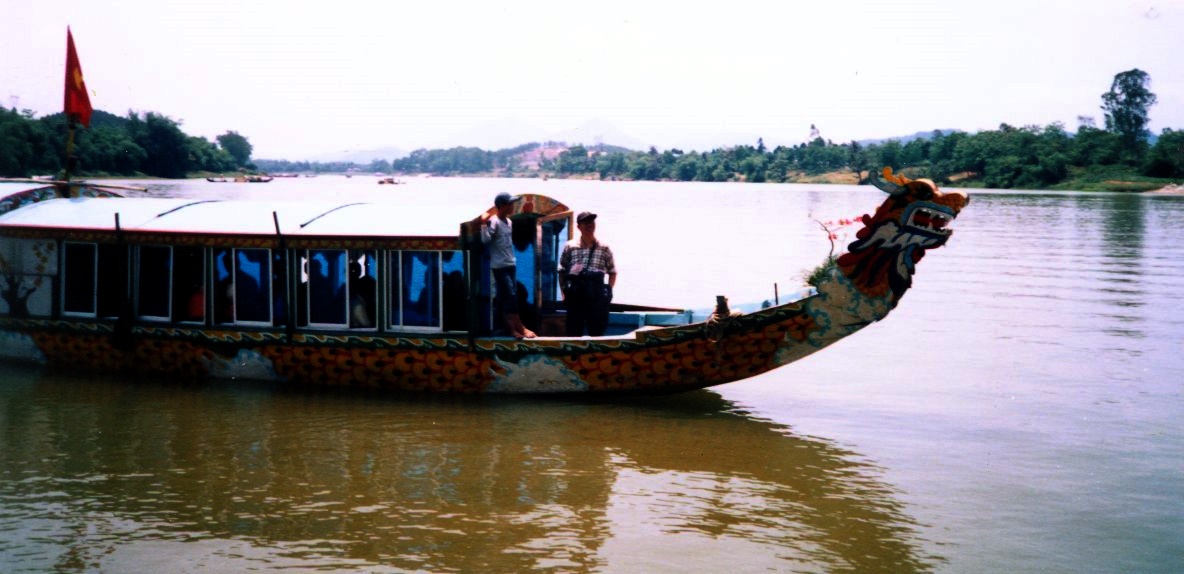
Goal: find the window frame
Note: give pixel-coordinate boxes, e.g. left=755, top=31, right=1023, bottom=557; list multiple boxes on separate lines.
left=230, top=247, right=273, bottom=327
left=386, top=249, right=461, bottom=334
left=303, top=248, right=350, bottom=329
left=171, top=245, right=207, bottom=324
left=61, top=241, right=98, bottom=318
left=135, top=244, right=173, bottom=322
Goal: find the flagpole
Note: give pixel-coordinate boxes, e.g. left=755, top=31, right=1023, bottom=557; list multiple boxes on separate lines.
left=63, top=117, right=77, bottom=183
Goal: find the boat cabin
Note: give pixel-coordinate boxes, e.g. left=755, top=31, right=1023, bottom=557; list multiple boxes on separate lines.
left=0, top=184, right=631, bottom=338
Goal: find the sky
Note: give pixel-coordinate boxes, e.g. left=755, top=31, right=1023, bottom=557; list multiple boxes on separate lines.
left=3, top=0, right=1182, bottom=160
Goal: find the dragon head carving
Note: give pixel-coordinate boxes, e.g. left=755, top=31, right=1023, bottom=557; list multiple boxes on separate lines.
left=836, top=167, right=969, bottom=302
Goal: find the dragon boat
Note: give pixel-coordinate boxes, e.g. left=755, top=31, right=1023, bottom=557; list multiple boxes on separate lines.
left=0, top=170, right=967, bottom=394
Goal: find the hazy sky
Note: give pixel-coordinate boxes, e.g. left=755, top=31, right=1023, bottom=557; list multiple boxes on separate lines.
left=3, top=0, right=1181, bottom=159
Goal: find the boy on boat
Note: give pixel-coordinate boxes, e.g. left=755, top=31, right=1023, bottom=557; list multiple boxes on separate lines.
left=480, top=192, right=536, bottom=339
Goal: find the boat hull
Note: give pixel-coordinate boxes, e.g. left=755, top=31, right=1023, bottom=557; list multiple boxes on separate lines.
left=1, top=297, right=829, bottom=394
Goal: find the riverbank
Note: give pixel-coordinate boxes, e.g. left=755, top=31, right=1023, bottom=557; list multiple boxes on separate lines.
left=1148, top=183, right=1184, bottom=194
left=491, top=166, right=1182, bottom=193
left=776, top=168, right=1182, bottom=193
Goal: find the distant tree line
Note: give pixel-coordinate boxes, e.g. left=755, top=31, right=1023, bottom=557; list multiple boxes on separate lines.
left=384, top=69, right=1184, bottom=189
left=0, top=108, right=254, bottom=178
left=388, top=142, right=634, bottom=177
left=2, top=69, right=1179, bottom=188
left=380, top=123, right=1181, bottom=189
left=254, top=158, right=358, bottom=174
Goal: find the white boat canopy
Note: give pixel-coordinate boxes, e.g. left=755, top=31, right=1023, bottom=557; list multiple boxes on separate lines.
left=0, top=194, right=515, bottom=238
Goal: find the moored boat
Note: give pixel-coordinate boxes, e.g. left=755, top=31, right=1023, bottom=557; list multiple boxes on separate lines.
left=0, top=170, right=967, bottom=393
left=206, top=175, right=272, bottom=183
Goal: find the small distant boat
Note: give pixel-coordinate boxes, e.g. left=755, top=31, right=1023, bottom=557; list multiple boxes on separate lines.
left=235, top=175, right=273, bottom=183
left=207, top=176, right=272, bottom=183
left=378, top=177, right=403, bottom=185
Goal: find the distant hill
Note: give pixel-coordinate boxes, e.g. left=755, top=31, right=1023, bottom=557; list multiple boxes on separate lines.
left=855, top=129, right=960, bottom=147
left=38, top=109, right=129, bottom=129
left=548, top=119, right=648, bottom=151
left=437, top=117, right=647, bottom=152
left=300, top=146, right=409, bottom=164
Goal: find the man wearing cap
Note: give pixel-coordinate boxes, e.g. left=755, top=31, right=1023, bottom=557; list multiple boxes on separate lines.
left=480, top=192, right=536, bottom=338
left=559, top=211, right=617, bottom=336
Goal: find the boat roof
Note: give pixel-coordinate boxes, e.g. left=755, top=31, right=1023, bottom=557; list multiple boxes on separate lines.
left=0, top=182, right=46, bottom=195
left=0, top=188, right=561, bottom=238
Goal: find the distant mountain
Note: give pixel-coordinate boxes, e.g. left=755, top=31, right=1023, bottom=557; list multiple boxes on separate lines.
left=855, top=129, right=960, bottom=147
left=664, top=132, right=784, bottom=153
left=435, top=117, right=550, bottom=151
left=302, top=146, right=409, bottom=164
left=548, top=119, right=648, bottom=151
left=437, top=117, right=647, bottom=152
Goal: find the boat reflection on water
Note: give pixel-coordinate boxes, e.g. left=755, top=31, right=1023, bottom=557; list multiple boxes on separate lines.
left=0, top=368, right=940, bottom=572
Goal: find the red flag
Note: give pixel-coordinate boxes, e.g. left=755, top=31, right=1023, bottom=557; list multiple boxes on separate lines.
left=64, top=27, right=93, bottom=127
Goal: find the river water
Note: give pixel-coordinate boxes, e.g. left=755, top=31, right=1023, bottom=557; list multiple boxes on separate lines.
left=1, top=176, right=1181, bottom=573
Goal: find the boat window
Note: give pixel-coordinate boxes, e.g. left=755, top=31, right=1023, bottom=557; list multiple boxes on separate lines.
left=213, top=249, right=234, bottom=324
left=272, top=250, right=287, bottom=327
left=402, top=251, right=440, bottom=328
left=213, top=248, right=272, bottom=325
left=62, top=242, right=97, bottom=316
left=172, top=246, right=205, bottom=323
left=136, top=245, right=171, bottom=321
left=0, top=238, right=57, bottom=318
left=441, top=250, right=466, bottom=331
left=386, top=250, right=455, bottom=331
left=386, top=252, right=401, bottom=328
left=307, top=249, right=348, bottom=326
left=293, top=249, right=374, bottom=330
left=96, top=244, right=126, bottom=319
left=511, top=218, right=537, bottom=330
left=540, top=218, right=567, bottom=308
left=62, top=242, right=126, bottom=319
left=234, top=249, right=272, bottom=324
left=349, top=250, right=377, bottom=329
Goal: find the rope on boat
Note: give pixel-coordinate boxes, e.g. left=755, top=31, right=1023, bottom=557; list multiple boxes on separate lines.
left=704, top=295, right=743, bottom=344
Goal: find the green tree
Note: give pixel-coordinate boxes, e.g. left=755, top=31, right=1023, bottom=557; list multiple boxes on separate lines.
left=875, top=140, right=903, bottom=172
left=127, top=112, right=190, bottom=178
left=1071, top=125, right=1122, bottom=166
left=594, top=151, right=628, bottom=179
left=216, top=131, right=253, bottom=168
left=899, top=138, right=930, bottom=168
left=1143, top=129, right=1184, bottom=178
left=739, top=154, right=768, bottom=182
left=366, top=159, right=392, bottom=173
left=555, top=145, right=590, bottom=174
left=1101, top=69, right=1157, bottom=162
left=673, top=153, right=699, bottom=181
left=0, top=107, right=52, bottom=177
left=78, top=126, right=146, bottom=174
left=927, top=131, right=967, bottom=183
left=846, top=141, right=870, bottom=183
